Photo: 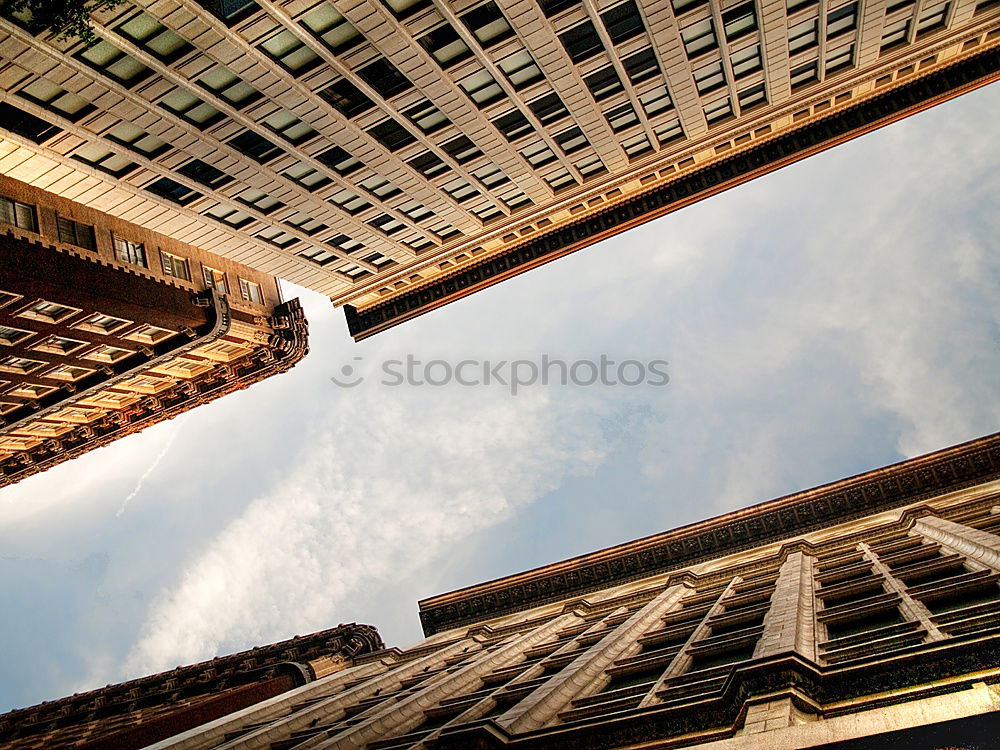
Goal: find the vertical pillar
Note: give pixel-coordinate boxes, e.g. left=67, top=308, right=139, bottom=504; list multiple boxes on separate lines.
left=860, top=543, right=946, bottom=642
left=914, top=516, right=1000, bottom=572
left=497, top=584, right=689, bottom=733
left=754, top=551, right=818, bottom=662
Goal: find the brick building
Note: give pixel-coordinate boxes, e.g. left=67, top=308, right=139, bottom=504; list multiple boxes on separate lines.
left=0, top=175, right=308, bottom=488
left=0, top=624, right=383, bottom=750
left=4, top=432, right=993, bottom=749
left=0, top=0, right=996, bottom=338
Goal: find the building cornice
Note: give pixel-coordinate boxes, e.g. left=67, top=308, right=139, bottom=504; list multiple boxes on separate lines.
left=418, top=433, right=1000, bottom=635
left=346, top=44, right=1000, bottom=340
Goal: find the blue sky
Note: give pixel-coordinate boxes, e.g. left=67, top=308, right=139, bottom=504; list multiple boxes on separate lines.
left=1, top=83, right=998, bottom=713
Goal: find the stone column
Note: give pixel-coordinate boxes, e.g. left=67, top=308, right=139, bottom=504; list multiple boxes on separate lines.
left=322, top=610, right=583, bottom=749
left=754, top=551, right=817, bottom=663
left=914, top=516, right=1000, bottom=572
left=497, top=584, right=690, bottom=733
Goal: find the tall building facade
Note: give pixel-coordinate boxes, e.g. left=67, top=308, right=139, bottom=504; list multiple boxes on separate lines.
left=0, top=623, right=383, bottom=750
left=5, top=433, right=994, bottom=749
left=0, top=174, right=308, bottom=488
left=0, top=0, right=996, bottom=338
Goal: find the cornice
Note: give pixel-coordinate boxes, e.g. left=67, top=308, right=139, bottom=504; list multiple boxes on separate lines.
left=418, top=433, right=1000, bottom=635
left=346, top=44, right=1000, bottom=340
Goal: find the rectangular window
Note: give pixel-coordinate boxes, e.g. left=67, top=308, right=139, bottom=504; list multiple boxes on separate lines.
left=825, top=44, right=854, bottom=73
left=262, top=110, right=318, bottom=145
left=146, top=177, right=203, bottom=206
left=605, top=102, right=639, bottom=132
left=586, top=66, right=625, bottom=100
left=300, top=3, right=362, bottom=53
left=56, top=216, right=96, bottom=251
left=358, top=175, right=402, bottom=200
left=788, top=18, right=819, bottom=54
left=77, top=40, right=152, bottom=87
left=460, top=2, right=514, bottom=48
left=177, top=159, right=233, bottom=189
left=319, top=79, right=375, bottom=118
left=235, top=188, right=284, bottom=214
left=916, top=0, right=949, bottom=35
left=317, top=146, right=363, bottom=176
left=0, top=196, right=38, bottom=232
left=202, top=266, right=228, bottom=293
left=441, top=136, right=483, bottom=164
left=357, top=57, right=413, bottom=99
left=283, top=163, right=332, bottom=191
left=880, top=19, right=910, bottom=51
left=117, top=12, right=192, bottom=62
left=529, top=92, right=569, bottom=125
left=196, top=0, right=260, bottom=25
left=419, top=25, right=472, bottom=68
left=722, top=2, right=758, bottom=40
left=602, top=1, right=645, bottom=44
left=493, top=110, right=534, bottom=142
left=298, top=246, right=337, bottom=266
left=790, top=59, right=818, bottom=87
left=0, top=102, right=62, bottom=144
left=694, top=61, right=727, bottom=94
left=105, top=122, right=170, bottom=158
left=826, top=3, right=858, bottom=38
left=554, top=127, right=588, bottom=154
left=459, top=70, right=506, bottom=108
left=18, top=78, right=94, bottom=122
left=329, top=189, right=371, bottom=215
left=730, top=45, right=763, bottom=78
left=256, top=227, right=299, bottom=248
left=284, top=212, right=327, bottom=236
left=259, top=29, right=321, bottom=75
left=227, top=131, right=285, bottom=164
left=408, top=152, right=450, bottom=178
left=737, top=82, right=767, bottom=109
left=368, top=213, right=406, bottom=235
left=380, top=0, right=432, bottom=20
left=403, top=100, right=451, bottom=134
left=238, top=278, right=263, bottom=303
left=0, top=325, right=32, bottom=345
left=560, top=21, right=604, bottom=62
left=71, top=142, right=137, bottom=177
left=497, top=50, right=543, bottom=90
left=623, top=48, right=661, bottom=84
left=681, top=18, right=718, bottom=57
left=161, top=251, right=191, bottom=280
left=160, top=88, right=224, bottom=127
left=367, top=120, right=416, bottom=152
left=113, top=234, right=147, bottom=267
left=704, top=97, right=734, bottom=124
left=202, top=203, right=254, bottom=228
left=198, top=66, right=261, bottom=108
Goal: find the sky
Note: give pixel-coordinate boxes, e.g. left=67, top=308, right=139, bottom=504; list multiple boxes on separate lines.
left=0, top=83, right=998, bottom=714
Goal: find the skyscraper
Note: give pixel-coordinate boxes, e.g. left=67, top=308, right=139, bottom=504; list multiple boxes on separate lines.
left=3, top=433, right=997, bottom=748
left=0, top=174, right=308, bottom=488
left=0, top=0, right=996, bottom=338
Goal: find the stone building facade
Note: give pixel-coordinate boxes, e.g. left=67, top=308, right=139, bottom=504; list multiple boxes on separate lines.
left=0, top=0, right=996, bottom=338
left=0, top=175, right=308, bottom=488
left=0, top=624, right=383, bottom=750
left=32, top=431, right=990, bottom=750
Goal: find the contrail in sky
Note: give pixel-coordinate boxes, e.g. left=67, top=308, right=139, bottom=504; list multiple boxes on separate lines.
left=116, top=419, right=186, bottom=517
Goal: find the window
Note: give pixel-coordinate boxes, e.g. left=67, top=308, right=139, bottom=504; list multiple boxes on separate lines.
left=521, top=141, right=557, bottom=167
left=146, top=177, right=203, bottom=206
left=236, top=188, right=283, bottom=214
left=539, top=0, right=579, bottom=15
left=113, top=235, right=147, bottom=266
left=317, top=146, right=363, bottom=176
left=605, top=102, right=639, bottom=132
left=160, top=88, right=224, bottom=126
left=441, top=136, right=483, bottom=164
left=694, top=60, right=727, bottom=94
left=227, top=131, right=285, bottom=163
left=301, top=3, right=362, bottom=53
left=529, top=92, right=569, bottom=125
left=202, top=266, right=228, bottom=293
left=368, top=213, right=405, bottom=235
left=881, top=19, right=910, bottom=51
left=367, top=120, right=416, bottom=152
left=126, top=324, right=177, bottom=345
left=623, top=48, right=661, bottom=84
left=262, top=110, right=318, bottom=145
left=358, top=175, right=402, bottom=200
left=357, top=57, right=413, bottom=99
left=419, top=25, right=472, bottom=68
left=788, top=18, right=819, bottom=53
left=196, top=0, right=259, bottom=25
left=34, top=336, right=87, bottom=355
left=827, top=3, right=858, bottom=38
left=790, top=59, right=818, bottom=87
left=672, top=0, right=709, bottom=13
left=825, top=44, right=854, bottom=73
left=408, top=152, right=450, bottom=178
left=256, top=227, right=299, bottom=248
left=283, top=163, right=332, bottom=191
left=704, top=97, right=734, bottom=124
left=497, top=51, right=543, bottom=90
left=380, top=0, right=432, bottom=20
left=0, top=356, right=47, bottom=375
left=722, top=2, right=758, bottom=40
left=639, top=86, right=672, bottom=116
left=238, top=278, right=263, bottom=303
left=284, top=212, right=327, bottom=235
left=602, top=1, right=645, bottom=44
left=493, top=110, right=534, bottom=141
left=471, top=164, right=511, bottom=188
left=787, top=0, right=819, bottom=11
left=737, top=82, right=767, bottom=109
left=259, top=29, right=321, bottom=75
left=56, top=216, right=96, bottom=251
left=404, top=100, right=451, bottom=134
left=298, top=246, right=337, bottom=265
left=84, top=345, right=134, bottom=364
left=329, top=189, right=371, bottom=214
left=554, top=127, right=588, bottom=154
left=19, top=300, right=78, bottom=323
left=76, top=313, right=129, bottom=334
left=560, top=22, right=603, bottom=62
left=161, top=251, right=191, bottom=281
left=731, top=45, right=763, bottom=78
left=105, top=122, right=169, bottom=158
left=328, top=233, right=364, bottom=253
left=916, top=0, right=949, bottom=35
left=18, top=78, right=94, bottom=122
left=0, top=326, right=32, bottom=346
left=441, top=178, right=480, bottom=203
left=202, top=203, right=254, bottom=229
left=177, top=159, right=233, bottom=189
left=459, top=70, right=506, bottom=108
left=0, top=196, right=38, bottom=232
left=0, top=102, right=61, bottom=144
left=319, top=79, right=375, bottom=118
left=198, top=66, right=261, bottom=108
left=545, top=168, right=577, bottom=191
left=681, top=18, right=718, bottom=57
left=71, top=142, right=137, bottom=177
left=77, top=40, right=152, bottom=87
left=460, top=2, right=514, bottom=48
left=116, top=12, right=191, bottom=62
left=586, top=66, right=625, bottom=100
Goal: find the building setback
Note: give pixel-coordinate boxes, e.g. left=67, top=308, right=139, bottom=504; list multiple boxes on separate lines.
left=0, top=624, right=383, bottom=750
left=0, top=175, right=308, bottom=488
left=3, top=433, right=998, bottom=748
left=0, top=0, right=996, bottom=338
